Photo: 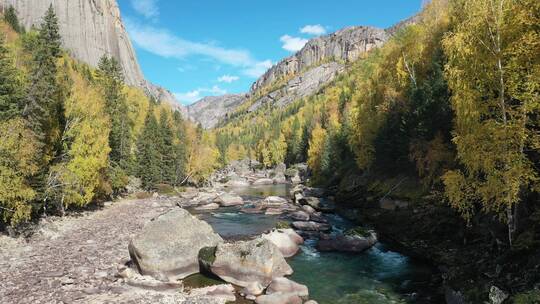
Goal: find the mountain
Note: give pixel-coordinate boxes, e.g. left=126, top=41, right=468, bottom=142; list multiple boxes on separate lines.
left=186, top=94, right=246, bottom=129
left=0, top=0, right=186, bottom=114
left=187, top=26, right=389, bottom=128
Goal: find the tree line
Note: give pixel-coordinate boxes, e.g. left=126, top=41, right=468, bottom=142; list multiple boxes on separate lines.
left=0, top=6, right=219, bottom=228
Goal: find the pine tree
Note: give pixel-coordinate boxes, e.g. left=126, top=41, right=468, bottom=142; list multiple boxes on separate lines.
left=4, top=5, right=23, bottom=33
left=137, top=107, right=161, bottom=189
left=0, top=34, right=23, bottom=121
left=171, top=111, right=187, bottom=185
left=158, top=108, right=174, bottom=184
left=96, top=55, right=132, bottom=171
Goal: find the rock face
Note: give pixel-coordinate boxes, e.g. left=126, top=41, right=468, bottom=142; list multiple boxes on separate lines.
left=317, top=231, right=377, bottom=253
left=128, top=208, right=223, bottom=280
left=0, top=0, right=186, bottom=113
left=251, top=26, right=388, bottom=93
left=186, top=94, right=246, bottom=129
left=202, top=238, right=293, bottom=288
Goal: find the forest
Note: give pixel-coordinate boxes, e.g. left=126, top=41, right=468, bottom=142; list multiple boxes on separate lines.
left=0, top=5, right=220, bottom=228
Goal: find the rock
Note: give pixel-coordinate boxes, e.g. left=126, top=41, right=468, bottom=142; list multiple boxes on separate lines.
left=273, top=173, right=287, bottom=184
left=275, top=163, right=287, bottom=174
left=253, top=178, right=275, bottom=185
left=241, top=205, right=266, bottom=214
left=291, top=174, right=302, bottom=184
left=298, top=197, right=335, bottom=212
left=302, top=205, right=316, bottom=214
left=303, top=187, right=325, bottom=198
left=445, top=288, right=466, bottom=304
left=128, top=208, right=223, bottom=280
left=265, top=208, right=284, bottom=215
left=264, top=196, right=289, bottom=207
left=226, top=178, right=251, bottom=188
left=317, top=231, right=377, bottom=252
left=304, top=301, right=318, bottom=304
left=201, top=238, right=293, bottom=288
left=241, top=282, right=264, bottom=297
left=189, top=284, right=236, bottom=302
left=267, top=277, right=309, bottom=298
left=214, top=193, right=244, bottom=207
left=262, top=229, right=304, bottom=258
left=195, top=203, right=220, bottom=210
left=290, top=211, right=310, bottom=221
left=489, top=286, right=508, bottom=304
left=194, top=192, right=219, bottom=204
left=291, top=221, right=331, bottom=232
left=309, top=212, right=328, bottom=223
left=255, top=293, right=303, bottom=304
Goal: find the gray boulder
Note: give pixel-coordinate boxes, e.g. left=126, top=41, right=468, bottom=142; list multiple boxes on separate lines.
left=201, top=238, right=293, bottom=288
left=292, top=221, right=331, bottom=232
left=290, top=211, right=310, bottom=221
left=256, top=293, right=302, bottom=304
left=318, top=231, right=377, bottom=253
left=215, top=193, right=244, bottom=207
left=253, top=178, right=275, bottom=185
left=489, top=286, right=508, bottom=304
left=262, top=229, right=304, bottom=258
left=128, top=208, right=223, bottom=280
left=195, top=203, right=220, bottom=210
left=267, top=277, right=309, bottom=298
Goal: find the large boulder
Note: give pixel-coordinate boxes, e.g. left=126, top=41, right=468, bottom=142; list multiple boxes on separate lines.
left=200, top=238, right=293, bottom=288
left=290, top=211, right=310, bottom=221
left=298, top=197, right=335, bottom=212
left=273, top=173, right=287, bottom=184
left=262, top=229, right=304, bottom=258
left=263, top=196, right=288, bottom=207
left=226, top=178, right=250, bottom=188
left=214, top=193, right=244, bottom=207
left=195, top=203, right=220, bottom=210
left=317, top=230, right=377, bottom=253
left=267, top=277, right=309, bottom=298
left=128, top=208, right=223, bottom=280
left=189, top=284, right=236, bottom=302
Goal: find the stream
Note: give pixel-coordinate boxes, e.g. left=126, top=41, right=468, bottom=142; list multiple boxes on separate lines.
left=190, top=184, right=439, bottom=304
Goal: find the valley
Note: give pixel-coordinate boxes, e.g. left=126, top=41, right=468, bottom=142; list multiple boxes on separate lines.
left=0, top=0, right=539, bottom=304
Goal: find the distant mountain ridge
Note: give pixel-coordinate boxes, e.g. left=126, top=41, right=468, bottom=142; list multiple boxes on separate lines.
left=187, top=25, right=394, bottom=128
left=0, top=0, right=186, bottom=115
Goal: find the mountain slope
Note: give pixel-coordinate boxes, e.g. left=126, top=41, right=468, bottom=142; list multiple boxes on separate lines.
left=186, top=94, right=246, bottom=129
left=0, top=0, right=185, bottom=114
left=188, top=25, right=389, bottom=128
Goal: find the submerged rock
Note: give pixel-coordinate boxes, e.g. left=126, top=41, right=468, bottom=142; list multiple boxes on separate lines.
left=292, top=221, right=331, bottom=232
left=128, top=208, right=223, bottom=280
left=189, top=284, right=236, bottom=302
left=200, top=238, right=293, bottom=288
left=262, top=229, right=304, bottom=258
left=195, top=203, right=220, bottom=210
left=255, top=293, right=302, bottom=304
left=263, top=196, right=289, bottom=207
left=317, top=230, right=377, bottom=253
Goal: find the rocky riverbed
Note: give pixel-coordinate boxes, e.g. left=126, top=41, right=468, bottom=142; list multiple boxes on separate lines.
left=0, top=160, right=440, bottom=303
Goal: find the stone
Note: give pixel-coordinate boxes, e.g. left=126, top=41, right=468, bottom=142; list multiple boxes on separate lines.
left=255, top=293, right=303, bottom=304
left=195, top=203, right=220, bottom=210
left=214, top=193, right=244, bottom=207
left=265, top=208, right=284, bottom=215
left=226, top=178, right=250, bottom=188
left=290, top=211, right=310, bottom=221
left=201, top=238, right=293, bottom=288
left=299, top=197, right=335, bottom=212
left=253, top=178, right=275, bottom=185
left=266, top=277, right=309, bottom=298
left=189, top=284, right=236, bottom=302
left=379, top=198, right=410, bottom=211
left=317, top=231, right=377, bottom=253
left=273, top=173, right=287, bottom=184
left=264, top=196, right=289, bottom=207
left=262, top=229, right=304, bottom=258
left=128, top=208, right=223, bottom=280
left=489, top=286, right=508, bottom=304
left=302, top=205, right=316, bottom=214
left=292, top=221, right=331, bottom=232
left=304, top=301, right=318, bottom=304
left=241, top=282, right=264, bottom=297
left=291, top=174, right=302, bottom=184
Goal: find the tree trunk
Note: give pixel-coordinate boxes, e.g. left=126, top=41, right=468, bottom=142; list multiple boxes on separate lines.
left=507, top=205, right=517, bottom=246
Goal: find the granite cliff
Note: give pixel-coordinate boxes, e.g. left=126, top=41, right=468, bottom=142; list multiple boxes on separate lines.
left=0, top=0, right=185, bottom=113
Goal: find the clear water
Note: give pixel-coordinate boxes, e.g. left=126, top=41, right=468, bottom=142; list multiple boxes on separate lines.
left=188, top=184, right=439, bottom=303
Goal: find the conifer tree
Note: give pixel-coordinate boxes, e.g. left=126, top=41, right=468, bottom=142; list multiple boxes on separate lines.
left=137, top=107, right=161, bottom=188
left=4, top=5, right=23, bottom=33
left=171, top=111, right=187, bottom=185
left=0, top=34, right=23, bottom=121
left=158, top=108, right=174, bottom=183
left=96, top=55, right=132, bottom=171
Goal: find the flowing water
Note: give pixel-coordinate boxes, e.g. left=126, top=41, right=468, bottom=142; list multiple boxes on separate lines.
left=190, top=184, right=440, bottom=303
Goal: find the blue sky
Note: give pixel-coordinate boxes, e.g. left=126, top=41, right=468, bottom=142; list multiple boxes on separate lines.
left=117, top=0, right=423, bottom=105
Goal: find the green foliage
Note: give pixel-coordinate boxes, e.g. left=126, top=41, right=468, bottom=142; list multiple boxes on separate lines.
left=4, top=6, right=23, bottom=33
left=513, top=290, right=540, bottom=304
left=137, top=106, right=162, bottom=189
left=0, top=118, right=38, bottom=226
left=0, top=34, right=23, bottom=120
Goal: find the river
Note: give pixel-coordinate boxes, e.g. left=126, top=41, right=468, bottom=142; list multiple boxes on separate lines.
left=190, top=184, right=440, bottom=303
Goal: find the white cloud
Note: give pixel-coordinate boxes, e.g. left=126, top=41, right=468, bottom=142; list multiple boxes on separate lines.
left=218, top=75, right=239, bottom=83
left=174, top=86, right=227, bottom=105
left=130, top=0, right=159, bottom=20
left=125, top=19, right=272, bottom=78
left=300, top=24, right=327, bottom=36
left=280, top=35, right=308, bottom=52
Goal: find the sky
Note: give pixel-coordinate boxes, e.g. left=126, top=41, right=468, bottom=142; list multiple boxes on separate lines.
left=117, top=0, right=423, bottom=106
